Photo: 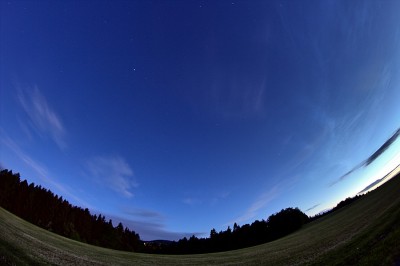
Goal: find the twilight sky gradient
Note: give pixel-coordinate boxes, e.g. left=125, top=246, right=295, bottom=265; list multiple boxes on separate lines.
left=1, top=0, right=400, bottom=240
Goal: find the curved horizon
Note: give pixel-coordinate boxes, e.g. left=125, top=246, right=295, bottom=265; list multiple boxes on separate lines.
left=2, top=0, right=400, bottom=240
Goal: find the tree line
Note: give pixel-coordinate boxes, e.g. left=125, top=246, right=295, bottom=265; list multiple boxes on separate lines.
left=143, top=207, right=309, bottom=254
left=0, top=168, right=363, bottom=254
left=0, top=169, right=141, bottom=251
left=309, top=194, right=363, bottom=222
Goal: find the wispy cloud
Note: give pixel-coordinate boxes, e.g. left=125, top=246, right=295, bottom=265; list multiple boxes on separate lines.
left=210, top=75, right=267, bottom=119
left=86, top=155, right=138, bottom=198
left=229, top=185, right=279, bottom=225
left=109, top=215, right=203, bottom=241
left=305, top=204, right=320, bottom=212
left=182, top=190, right=230, bottom=206
left=182, top=197, right=202, bottom=206
left=210, top=190, right=230, bottom=206
left=17, top=86, right=66, bottom=149
left=1, top=133, right=49, bottom=178
left=364, top=128, right=400, bottom=166
left=329, top=161, right=364, bottom=187
left=116, top=207, right=203, bottom=240
left=122, top=207, right=165, bottom=221
left=358, top=161, right=400, bottom=195
left=0, top=132, right=91, bottom=208
left=330, top=128, right=400, bottom=186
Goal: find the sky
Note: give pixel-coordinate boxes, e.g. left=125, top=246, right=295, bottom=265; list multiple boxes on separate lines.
left=1, top=0, right=400, bottom=241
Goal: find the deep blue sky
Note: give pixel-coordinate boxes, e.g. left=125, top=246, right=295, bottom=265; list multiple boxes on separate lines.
left=1, top=0, right=400, bottom=240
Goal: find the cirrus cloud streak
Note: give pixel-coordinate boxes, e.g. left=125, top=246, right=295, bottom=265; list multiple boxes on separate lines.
left=17, top=86, right=66, bottom=149
left=86, top=155, right=138, bottom=198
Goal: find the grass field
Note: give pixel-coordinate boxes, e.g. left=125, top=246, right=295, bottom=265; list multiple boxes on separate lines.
left=1, top=171, right=400, bottom=265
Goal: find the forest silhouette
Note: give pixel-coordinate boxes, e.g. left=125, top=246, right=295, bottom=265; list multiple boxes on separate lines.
left=0, top=169, right=363, bottom=254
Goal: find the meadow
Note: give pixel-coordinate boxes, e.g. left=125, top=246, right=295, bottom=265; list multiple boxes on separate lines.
left=1, top=170, right=400, bottom=265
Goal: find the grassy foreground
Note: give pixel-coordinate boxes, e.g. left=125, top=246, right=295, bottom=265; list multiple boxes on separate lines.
left=1, top=172, right=400, bottom=265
